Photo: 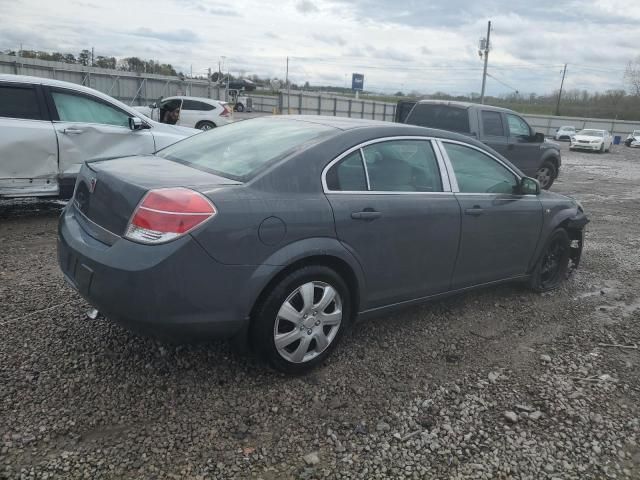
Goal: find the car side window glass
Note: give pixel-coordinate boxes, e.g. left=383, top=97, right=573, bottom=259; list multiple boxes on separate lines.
left=481, top=111, right=504, bottom=136
left=444, top=143, right=518, bottom=194
left=325, top=151, right=367, bottom=191
left=52, top=91, right=129, bottom=127
left=506, top=114, right=530, bottom=137
left=0, top=85, right=42, bottom=120
left=362, top=140, right=443, bottom=192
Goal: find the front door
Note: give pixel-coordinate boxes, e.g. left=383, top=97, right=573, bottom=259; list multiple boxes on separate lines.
left=324, top=139, right=461, bottom=309
left=48, top=88, right=155, bottom=177
left=505, top=113, right=542, bottom=177
left=440, top=140, right=543, bottom=288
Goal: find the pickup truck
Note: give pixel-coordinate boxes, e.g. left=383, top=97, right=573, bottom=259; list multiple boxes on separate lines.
left=401, top=100, right=561, bottom=189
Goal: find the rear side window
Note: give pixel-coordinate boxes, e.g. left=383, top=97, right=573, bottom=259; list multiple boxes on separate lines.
left=52, top=91, right=130, bottom=127
left=0, top=85, right=42, bottom=120
left=405, top=104, right=470, bottom=133
left=362, top=140, right=442, bottom=192
left=325, top=151, right=367, bottom=191
left=481, top=111, right=504, bottom=136
left=157, top=118, right=335, bottom=180
left=182, top=100, right=215, bottom=111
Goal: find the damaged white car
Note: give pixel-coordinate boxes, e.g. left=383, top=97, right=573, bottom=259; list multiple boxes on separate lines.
left=624, top=130, right=640, bottom=148
left=0, top=75, right=198, bottom=199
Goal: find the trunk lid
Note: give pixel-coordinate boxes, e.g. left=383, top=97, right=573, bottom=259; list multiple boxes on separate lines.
left=73, top=155, right=240, bottom=237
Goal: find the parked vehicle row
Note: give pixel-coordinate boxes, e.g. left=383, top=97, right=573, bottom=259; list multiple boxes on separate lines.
left=625, top=129, right=640, bottom=148
left=0, top=75, right=198, bottom=198
left=403, top=101, right=562, bottom=190
left=58, top=116, right=588, bottom=374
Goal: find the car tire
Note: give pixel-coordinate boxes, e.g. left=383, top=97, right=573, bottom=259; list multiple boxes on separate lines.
left=250, top=265, right=351, bottom=374
left=196, top=121, right=216, bottom=131
left=535, top=160, right=557, bottom=190
left=235, top=103, right=245, bottom=112
left=599, top=143, right=604, bottom=153
left=529, top=228, right=571, bottom=292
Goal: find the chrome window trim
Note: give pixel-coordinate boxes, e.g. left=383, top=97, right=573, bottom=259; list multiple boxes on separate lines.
left=436, top=138, right=526, bottom=194
left=321, top=136, right=452, bottom=194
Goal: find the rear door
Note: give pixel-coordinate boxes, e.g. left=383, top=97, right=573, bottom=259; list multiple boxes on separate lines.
left=47, top=87, right=155, bottom=177
left=324, top=138, right=461, bottom=308
left=479, top=109, right=509, bottom=157
left=505, top=113, right=541, bottom=177
left=0, top=82, right=59, bottom=196
left=439, top=140, right=543, bottom=288
left=179, top=99, right=217, bottom=128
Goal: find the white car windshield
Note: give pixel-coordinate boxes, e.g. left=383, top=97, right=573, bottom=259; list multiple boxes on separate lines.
left=561, top=127, right=575, bottom=131
left=578, top=130, right=604, bottom=137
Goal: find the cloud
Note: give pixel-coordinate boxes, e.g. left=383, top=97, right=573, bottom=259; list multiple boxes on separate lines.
left=208, top=7, right=240, bottom=16
left=312, top=33, right=346, bottom=46
left=131, top=28, right=201, bottom=44
left=296, top=0, right=318, bottom=14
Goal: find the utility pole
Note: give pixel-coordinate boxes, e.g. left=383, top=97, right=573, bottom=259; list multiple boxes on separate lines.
left=285, top=56, right=290, bottom=114
left=91, top=47, right=94, bottom=67
left=479, top=20, right=491, bottom=104
left=555, top=64, right=567, bottom=116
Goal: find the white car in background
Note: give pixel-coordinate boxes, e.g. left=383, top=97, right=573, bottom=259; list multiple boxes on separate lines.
left=554, top=125, right=576, bottom=141
left=0, top=75, right=198, bottom=199
left=569, top=129, right=612, bottom=153
left=625, top=130, right=640, bottom=147
left=135, top=96, right=233, bottom=130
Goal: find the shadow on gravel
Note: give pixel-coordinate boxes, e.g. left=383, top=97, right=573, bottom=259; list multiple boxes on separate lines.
left=0, top=198, right=66, bottom=220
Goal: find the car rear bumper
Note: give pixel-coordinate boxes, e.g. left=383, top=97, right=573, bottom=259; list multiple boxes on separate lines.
left=57, top=206, right=256, bottom=341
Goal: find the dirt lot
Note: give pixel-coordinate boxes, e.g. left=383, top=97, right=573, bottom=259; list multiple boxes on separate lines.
left=1, top=144, right=639, bottom=480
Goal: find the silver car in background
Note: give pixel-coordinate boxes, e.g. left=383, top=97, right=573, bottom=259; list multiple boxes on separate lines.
left=0, top=75, right=198, bottom=198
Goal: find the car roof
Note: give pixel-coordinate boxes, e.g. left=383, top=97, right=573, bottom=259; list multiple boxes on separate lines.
left=0, top=74, right=141, bottom=116
left=415, top=99, right=517, bottom=114
left=164, top=95, right=222, bottom=104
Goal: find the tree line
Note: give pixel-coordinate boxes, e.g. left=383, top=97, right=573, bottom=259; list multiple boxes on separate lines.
left=2, top=49, right=178, bottom=76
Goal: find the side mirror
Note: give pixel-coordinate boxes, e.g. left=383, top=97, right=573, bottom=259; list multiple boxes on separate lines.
left=149, top=102, right=157, bottom=109
left=519, top=177, right=540, bottom=195
left=129, top=117, right=144, bottom=131
left=531, top=132, right=545, bottom=143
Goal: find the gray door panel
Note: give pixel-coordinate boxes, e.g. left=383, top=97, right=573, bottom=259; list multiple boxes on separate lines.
left=505, top=113, right=541, bottom=176
left=453, top=194, right=543, bottom=287
left=327, top=193, right=461, bottom=308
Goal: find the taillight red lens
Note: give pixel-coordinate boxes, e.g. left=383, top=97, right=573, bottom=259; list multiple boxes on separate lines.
left=125, top=188, right=216, bottom=244
left=220, top=104, right=230, bottom=117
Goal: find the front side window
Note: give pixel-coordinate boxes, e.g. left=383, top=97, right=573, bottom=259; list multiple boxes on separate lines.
left=325, top=151, right=367, bottom=191
left=506, top=114, right=531, bottom=137
left=52, top=91, right=129, bottom=127
left=362, top=140, right=442, bottom=192
left=0, top=85, right=42, bottom=120
left=481, top=111, right=504, bottom=136
left=444, top=142, right=518, bottom=194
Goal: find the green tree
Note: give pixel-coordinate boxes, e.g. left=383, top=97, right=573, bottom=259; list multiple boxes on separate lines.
left=78, top=49, right=91, bottom=66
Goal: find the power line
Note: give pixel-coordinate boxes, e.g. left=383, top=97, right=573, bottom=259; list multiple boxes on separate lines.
left=486, top=72, right=518, bottom=93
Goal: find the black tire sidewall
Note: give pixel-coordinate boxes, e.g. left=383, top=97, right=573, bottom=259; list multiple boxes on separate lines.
left=530, top=228, right=571, bottom=292
left=250, top=266, right=352, bottom=374
left=236, top=103, right=244, bottom=112
left=538, top=161, right=557, bottom=190
left=197, top=121, right=215, bottom=130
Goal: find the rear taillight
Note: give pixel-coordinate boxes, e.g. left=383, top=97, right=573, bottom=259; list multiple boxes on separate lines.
left=125, top=188, right=216, bottom=244
left=220, top=104, right=231, bottom=117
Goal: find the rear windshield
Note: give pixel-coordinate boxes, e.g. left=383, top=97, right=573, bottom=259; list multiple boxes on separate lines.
left=405, top=104, right=470, bottom=133
left=157, top=118, right=335, bottom=181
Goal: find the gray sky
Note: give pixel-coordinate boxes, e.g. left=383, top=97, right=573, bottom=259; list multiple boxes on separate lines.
left=1, top=0, right=638, bottom=95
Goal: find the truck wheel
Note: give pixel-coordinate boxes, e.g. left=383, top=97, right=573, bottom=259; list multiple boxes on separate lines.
left=235, top=103, right=245, bottom=112
left=535, top=161, right=557, bottom=190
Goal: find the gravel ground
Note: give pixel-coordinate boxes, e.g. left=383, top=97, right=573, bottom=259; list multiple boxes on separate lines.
left=1, top=143, right=639, bottom=480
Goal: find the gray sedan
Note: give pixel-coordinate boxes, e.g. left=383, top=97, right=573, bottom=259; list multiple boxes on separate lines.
left=57, top=116, right=588, bottom=374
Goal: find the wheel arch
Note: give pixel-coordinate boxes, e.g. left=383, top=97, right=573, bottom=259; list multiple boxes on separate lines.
left=195, top=120, right=216, bottom=129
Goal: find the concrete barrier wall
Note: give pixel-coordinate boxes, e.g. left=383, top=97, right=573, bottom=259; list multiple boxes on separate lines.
left=522, top=113, right=640, bottom=139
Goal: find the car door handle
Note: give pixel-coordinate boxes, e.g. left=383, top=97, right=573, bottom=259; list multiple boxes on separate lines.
left=63, top=128, right=84, bottom=135
left=464, top=206, right=484, bottom=216
left=351, top=210, right=382, bottom=220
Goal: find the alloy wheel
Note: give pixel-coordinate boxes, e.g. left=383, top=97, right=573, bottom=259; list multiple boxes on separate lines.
left=540, top=238, right=568, bottom=288
left=536, top=167, right=552, bottom=189
left=273, top=281, right=343, bottom=363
